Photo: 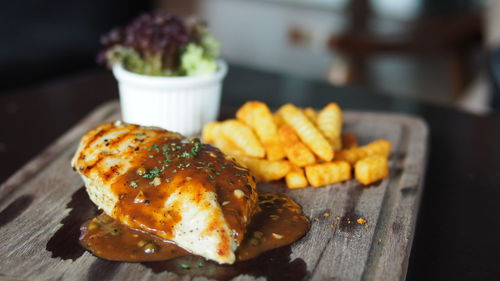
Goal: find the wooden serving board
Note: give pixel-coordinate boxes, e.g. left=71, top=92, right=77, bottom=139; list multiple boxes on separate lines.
left=0, top=101, right=428, bottom=281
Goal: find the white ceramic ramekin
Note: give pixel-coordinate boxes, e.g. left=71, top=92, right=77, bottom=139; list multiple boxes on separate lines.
left=112, top=60, right=228, bottom=136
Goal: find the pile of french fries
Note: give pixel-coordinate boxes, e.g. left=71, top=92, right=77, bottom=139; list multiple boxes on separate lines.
left=202, top=101, right=391, bottom=188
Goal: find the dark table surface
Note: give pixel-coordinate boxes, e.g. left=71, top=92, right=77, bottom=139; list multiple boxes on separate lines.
left=1, top=64, right=499, bottom=281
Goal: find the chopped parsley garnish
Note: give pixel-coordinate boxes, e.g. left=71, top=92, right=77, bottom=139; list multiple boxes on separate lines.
left=180, top=263, right=190, bottom=269
left=172, top=169, right=177, bottom=173
left=180, top=151, right=191, bottom=159
left=151, top=144, right=160, bottom=152
left=164, top=155, right=172, bottom=163
left=207, top=174, right=214, bottom=180
left=135, top=133, right=146, bottom=137
left=129, top=181, right=139, bottom=188
left=162, top=145, right=170, bottom=152
left=142, top=167, right=162, bottom=179
left=190, top=138, right=201, bottom=157
left=166, top=177, right=173, bottom=182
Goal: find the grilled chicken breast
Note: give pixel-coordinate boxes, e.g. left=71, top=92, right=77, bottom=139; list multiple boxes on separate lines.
left=71, top=121, right=258, bottom=264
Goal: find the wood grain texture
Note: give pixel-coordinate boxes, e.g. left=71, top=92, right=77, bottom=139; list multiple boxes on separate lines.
left=0, top=102, right=428, bottom=281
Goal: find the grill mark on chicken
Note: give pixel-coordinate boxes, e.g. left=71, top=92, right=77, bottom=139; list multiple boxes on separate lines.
left=103, top=165, right=121, bottom=182
left=85, top=127, right=107, bottom=149
left=105, top=130, right=133, bottom=149
left=83, top=155, right=104, bottom=173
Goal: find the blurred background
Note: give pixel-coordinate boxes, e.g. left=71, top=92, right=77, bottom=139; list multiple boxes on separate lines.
left=2, top=0, right=499, bottom=114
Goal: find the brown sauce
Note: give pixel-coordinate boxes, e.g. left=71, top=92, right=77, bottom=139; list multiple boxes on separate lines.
left=80, top=214, right=188, bottom=262
left=107, top=136, right=257, bottom=251
left=236, top=192, right=309, bottom=260
left=80, top=192, right=309, bottom=263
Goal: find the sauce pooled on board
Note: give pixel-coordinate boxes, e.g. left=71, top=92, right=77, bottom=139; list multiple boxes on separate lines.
left=80, top=192, right=309, bottom=262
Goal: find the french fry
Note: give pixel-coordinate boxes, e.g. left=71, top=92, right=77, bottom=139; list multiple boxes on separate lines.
left=238, top=157, right=291, bottom=182
left=355, top=155, right=389, bottom=185
left=363, top=140, right=391, bottom=158
left=274, top=113, right=284, bottom=127
left=285, top=166, right=308, bottom=189
left=278, top=124, right=316, bottom=167
left=201, top=122, right=220, bottom=143
left=331, top=137, right=342, bottom=151
left=305, top=161, right=351, bottom=187
left=219, top=119, right=265, bottom=158
left=303, top=107, right=318, bottom=124
left=212, top=134, right=245, bottom=158
left=236, top=101, right=285, bottom=161
left=317, top=103, right=343, bottom=150
left=335, top=139, right=392, bottom=164
left=341, top=132, right=358, bottom=149
left=334, top=148, right=365, bottom=165
left=277, top=104, right=333, bottom=161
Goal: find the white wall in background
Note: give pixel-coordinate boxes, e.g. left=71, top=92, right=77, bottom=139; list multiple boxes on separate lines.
left=199, top=0, right=345, bottom=80
left=371, top=0, right=421, bottom=20
left=199, top=0, right=455, bottom=106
